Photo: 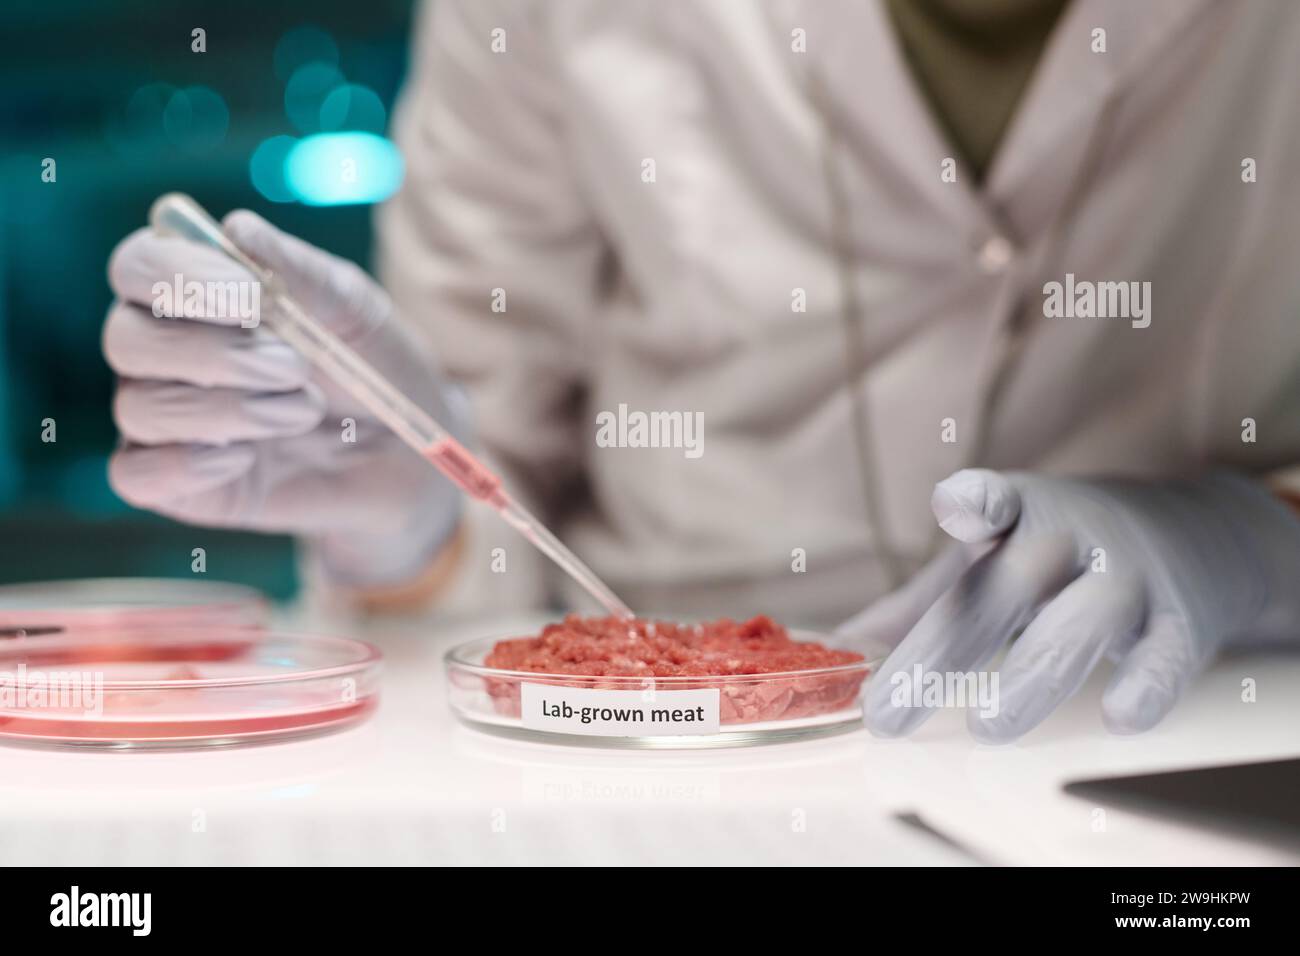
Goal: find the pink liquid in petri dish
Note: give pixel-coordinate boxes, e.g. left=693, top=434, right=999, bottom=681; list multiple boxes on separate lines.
left=0, top=699, right=377, bottom=745
left=0, top=631, right=380, bottom=749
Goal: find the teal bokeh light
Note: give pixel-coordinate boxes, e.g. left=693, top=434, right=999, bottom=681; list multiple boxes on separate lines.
left=274, top=26, right=340, bottom=83
left=284, top=63, right=344, bottom=133
left=284, top=132, right=404, bottom=206
left=249, top=135, right=300, bottom=203
left=319, top=84, right=387, bottom=134
left=104, top=82, right=176, bottom=158
left=163, top=86, right=230, bottom=151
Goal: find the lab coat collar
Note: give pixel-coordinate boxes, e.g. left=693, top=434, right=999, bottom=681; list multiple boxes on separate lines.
left=804, top=0, right=1218, bottom=233
left=986, top=0, right=1220, bottom=198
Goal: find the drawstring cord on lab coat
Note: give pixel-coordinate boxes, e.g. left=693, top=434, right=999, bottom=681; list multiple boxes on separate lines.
left=920, top=93, right=1123, bottom=558
left=960, top=96, right=1124, bottom=486
left=806, top=70, right=910, bottom=590
left=803, top=64, right=1123, bottom=585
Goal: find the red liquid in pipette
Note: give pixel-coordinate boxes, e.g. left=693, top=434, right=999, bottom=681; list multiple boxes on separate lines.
left=422, top=437, right=633, bottom=618
left=423, top=437, right=507, bottom=508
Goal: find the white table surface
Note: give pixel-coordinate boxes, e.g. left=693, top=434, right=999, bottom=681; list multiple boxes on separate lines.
left=1, top=610, right=1297, bottom=866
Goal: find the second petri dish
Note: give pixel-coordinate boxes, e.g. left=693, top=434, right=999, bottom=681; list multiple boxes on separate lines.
left=0, top=627, right=381, bottom=751
left=0, top=578, right=267, bottom=634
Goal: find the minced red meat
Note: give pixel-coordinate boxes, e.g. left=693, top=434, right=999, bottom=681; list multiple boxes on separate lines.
left=484, top=615, right=867, bottom=725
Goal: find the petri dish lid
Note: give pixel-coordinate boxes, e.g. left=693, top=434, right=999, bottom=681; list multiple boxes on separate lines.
left=0, top=627, right=380, bottom=750
left=0, top=578, right=267, bottom=634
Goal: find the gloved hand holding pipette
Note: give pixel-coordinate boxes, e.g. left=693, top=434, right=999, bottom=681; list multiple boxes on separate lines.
left=105, top=210, right=467, bottom=587
left=107, top=198, right=631, bottom=617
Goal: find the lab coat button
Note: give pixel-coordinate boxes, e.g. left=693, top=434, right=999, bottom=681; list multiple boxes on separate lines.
left=976, top=235, right=1015, bottom=274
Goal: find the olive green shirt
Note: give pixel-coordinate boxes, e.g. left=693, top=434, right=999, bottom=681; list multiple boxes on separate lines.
left=884, top=0, right=1070, bottom=182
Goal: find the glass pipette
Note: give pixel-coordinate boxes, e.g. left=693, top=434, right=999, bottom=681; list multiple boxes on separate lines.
left=148, top=193, right=633, bottom=619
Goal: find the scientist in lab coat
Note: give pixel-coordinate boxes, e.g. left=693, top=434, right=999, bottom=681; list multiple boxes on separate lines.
left=103, top=0, right=1300, bottom=742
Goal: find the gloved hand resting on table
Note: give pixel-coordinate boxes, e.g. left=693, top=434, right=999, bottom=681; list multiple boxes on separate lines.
left=104, top=211, right=467, bottom=587
left=839, top=469, right=1300, bottom=742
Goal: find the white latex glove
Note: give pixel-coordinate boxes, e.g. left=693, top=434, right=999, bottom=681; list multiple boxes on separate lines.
left=839, top=469, right=1300, bottom=742
left=104, top=210, right=467, bottom=587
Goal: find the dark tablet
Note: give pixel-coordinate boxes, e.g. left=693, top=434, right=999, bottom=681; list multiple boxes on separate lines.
left=1063, top=757, right=1300, bottom=845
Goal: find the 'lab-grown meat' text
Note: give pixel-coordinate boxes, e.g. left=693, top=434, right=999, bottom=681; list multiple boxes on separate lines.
left=484, top=615, right=868, bottom=724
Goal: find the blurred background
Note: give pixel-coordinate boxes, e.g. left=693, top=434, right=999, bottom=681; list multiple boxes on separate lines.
left=0, top=0, right=417, bottom=599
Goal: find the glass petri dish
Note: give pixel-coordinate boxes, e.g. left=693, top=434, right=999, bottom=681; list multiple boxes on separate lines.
left=445, top=631, right=882, bottom=750
left=0, top=628, right=380, bottom=751
left=0, top=578, right=267, bottom=635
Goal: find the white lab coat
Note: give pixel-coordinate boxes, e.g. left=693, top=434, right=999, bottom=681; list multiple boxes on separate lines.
left=375, top=0, right=1300, bottom=629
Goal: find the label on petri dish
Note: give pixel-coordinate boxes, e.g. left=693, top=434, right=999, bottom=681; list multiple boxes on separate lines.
left=520, top=683, right=720, bottom=737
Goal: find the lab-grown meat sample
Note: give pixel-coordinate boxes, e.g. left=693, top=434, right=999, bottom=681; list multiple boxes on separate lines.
left=483, top=615, right=867, bottom=724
